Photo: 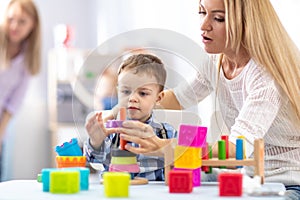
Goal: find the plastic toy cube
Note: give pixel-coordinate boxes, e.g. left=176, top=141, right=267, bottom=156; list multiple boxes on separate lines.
left=63, top=167, right=90, bottom=190
left=55, top=138, right=82, bottom=156
left=174, top=145, right=202, bottom=169
left=178, top=125, right=207, bottom=147
left=169, top=170, right=193, bottom=193
left=218, top=173, right=243, bottom=196
left=103, top=172, right=130, bottom=197
left=174, top=167, right=201, bottom=187
left=50, top=171, right=80, bottom=194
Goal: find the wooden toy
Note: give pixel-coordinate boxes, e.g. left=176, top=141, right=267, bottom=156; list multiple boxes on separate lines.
left=119, top=107, right=127, bottom=150
left=103, top=172, right=130, bottom=197
left=218, top=140, right=226, bottom=168
left=221, top=135, right=229, bottom=158
left=165, top=138, right=265, bottom=185
left=105, top=108, right=148, bottom=185
left=236, top=138, right=244, bottom=168
left=218, top=173, right=243, bottom=196
left=49, top=171, right=80, bottom=194
left=169, top=170, right=193, bottom=193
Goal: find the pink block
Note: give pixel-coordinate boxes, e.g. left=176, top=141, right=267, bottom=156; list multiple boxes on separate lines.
left=173, top=167, right=201, bottom=187
left=178, top=125, right=207, bottom=147
left=109, top=164, right=140, bottom=173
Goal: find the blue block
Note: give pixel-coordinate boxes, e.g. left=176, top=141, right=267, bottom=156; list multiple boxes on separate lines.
left=55, top=138, right=82, bottom=156
left=41, top=168, right=57, bottom=192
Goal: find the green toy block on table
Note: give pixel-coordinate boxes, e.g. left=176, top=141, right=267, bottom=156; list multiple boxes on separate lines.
left=103, top=172, right=130, bottom=197
left=50, top=171, right=80, bottom=194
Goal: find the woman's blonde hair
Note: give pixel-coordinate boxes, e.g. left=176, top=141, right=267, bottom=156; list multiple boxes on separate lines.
left=0, top=0, right=41, bottom=75
left=220, top=0, right=300, bottom=122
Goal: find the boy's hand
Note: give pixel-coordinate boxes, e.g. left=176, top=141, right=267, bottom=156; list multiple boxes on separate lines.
left=85, top=112, right=108, bottom=149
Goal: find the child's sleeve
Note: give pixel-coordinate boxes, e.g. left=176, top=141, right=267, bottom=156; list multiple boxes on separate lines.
left=83, top=137, right=112, bottom=163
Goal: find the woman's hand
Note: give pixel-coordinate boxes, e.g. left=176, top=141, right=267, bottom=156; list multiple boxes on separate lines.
left=85, top=112, right=115, bottom=149
left=112, top=120, right=173, bottom=156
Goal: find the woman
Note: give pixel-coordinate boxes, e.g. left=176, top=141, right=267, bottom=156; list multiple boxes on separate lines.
left=0, top=0, right=41, bottom=179
left=108, top=0, right=300, bottom=198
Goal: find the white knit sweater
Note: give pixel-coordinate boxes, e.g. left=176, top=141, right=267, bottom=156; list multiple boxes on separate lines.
left=174, top=55, right=300, bottom=185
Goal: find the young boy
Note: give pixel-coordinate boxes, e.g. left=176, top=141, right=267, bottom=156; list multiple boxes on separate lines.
left=84, top=54, right=177, bottom=181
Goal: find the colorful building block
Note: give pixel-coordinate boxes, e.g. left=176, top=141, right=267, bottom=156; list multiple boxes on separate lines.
left=169, top=170, right=193, bottom=193
left=236, top=138, right=244, bottom=168
left=55, top=138, right=82, bottom=156
left=63, top=167, right=90, bottom=190
left=109, top=163, right=140, bottom=173
left=178, top=125, right=207, bottom=147
left=218, top=173, right=243, bottom=196
left=103, top=172, right=130, bottom=197
left=221, top=135, right=229, bottom=158
left=111, top=156, right=137, bottom=165
left=56, top=156, right=86, bottom=168
left=106, top=120, right=123, bottom=128
left=50, top=171, right=80, bottom=194
left=41, top=168, right=57, bottom=192
left=173, top=167, right=201, bottom=187
left=174, top=145, right=201, bottom=169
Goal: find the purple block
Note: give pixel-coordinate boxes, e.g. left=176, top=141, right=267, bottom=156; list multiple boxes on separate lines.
left=106, top=120, right=123, bottom=128
left=178, top=125, right=207, bottom=147
left=173, top=167, right=201, bottom=187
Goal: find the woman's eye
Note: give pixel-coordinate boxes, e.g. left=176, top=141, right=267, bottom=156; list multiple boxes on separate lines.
left=215, top=17, right=225, bottom=22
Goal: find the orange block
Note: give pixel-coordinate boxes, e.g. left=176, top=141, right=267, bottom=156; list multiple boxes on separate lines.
left=56, top=156, right=86, bottom=168
left=174, top=146, right=201, bottom=169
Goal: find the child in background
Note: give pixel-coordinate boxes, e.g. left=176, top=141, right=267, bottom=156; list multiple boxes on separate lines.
left=84, top=54, right=177, bottom=181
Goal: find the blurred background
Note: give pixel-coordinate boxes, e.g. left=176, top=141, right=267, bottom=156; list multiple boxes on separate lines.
left=0, top=0, right=299, bottom=181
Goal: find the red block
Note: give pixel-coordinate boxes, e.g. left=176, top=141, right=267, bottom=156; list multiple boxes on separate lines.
left=218, top=173, right=243, bottom=196
left=169, top=170, right=193, bottom=193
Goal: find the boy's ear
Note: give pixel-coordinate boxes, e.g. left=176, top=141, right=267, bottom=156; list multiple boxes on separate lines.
left=156, top=91, right=165, bottom=103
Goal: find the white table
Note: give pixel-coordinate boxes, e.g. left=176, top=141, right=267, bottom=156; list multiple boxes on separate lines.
left=0, top=178, right=285, bottom=200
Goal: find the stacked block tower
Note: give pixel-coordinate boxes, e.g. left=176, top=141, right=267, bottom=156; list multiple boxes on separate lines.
left=168, top=124, right=207, bottom=193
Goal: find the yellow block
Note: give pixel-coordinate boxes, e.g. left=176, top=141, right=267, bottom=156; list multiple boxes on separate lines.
left=103, top=172, right=130, bottom=197
left=174, top=145, right=202, bottom=169
left=50, top=171, right=80, bottom=194
left=111, top=156, right=137, bottom=165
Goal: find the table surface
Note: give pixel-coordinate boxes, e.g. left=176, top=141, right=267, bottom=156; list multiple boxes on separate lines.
left=0, top=176, right=286, bottom=200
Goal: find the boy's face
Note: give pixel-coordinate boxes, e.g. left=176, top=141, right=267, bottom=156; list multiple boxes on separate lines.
left=117, top=70, right=163, bottom=122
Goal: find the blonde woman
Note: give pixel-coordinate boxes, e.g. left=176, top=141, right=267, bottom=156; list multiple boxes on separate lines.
left=0, top=0, right=41, bottom=180
left=109, top=0, right=300, bottom=198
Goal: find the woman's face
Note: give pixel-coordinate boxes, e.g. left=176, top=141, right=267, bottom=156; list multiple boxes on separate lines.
left=6, top=3, right=35, bottom=45
left=199, top=0, right=227, bottom=54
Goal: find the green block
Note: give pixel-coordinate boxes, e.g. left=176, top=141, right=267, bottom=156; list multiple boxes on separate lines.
left=50, top=171, right=80, bottom=194
left=103, top=172, right=130, bottom=197
left=111, top=156, right=137, bottom=165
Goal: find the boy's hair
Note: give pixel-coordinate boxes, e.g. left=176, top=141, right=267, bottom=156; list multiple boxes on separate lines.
left=117, top=54, right=167, bottom=92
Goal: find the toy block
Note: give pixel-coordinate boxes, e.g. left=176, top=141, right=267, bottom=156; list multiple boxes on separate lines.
left=109, top=163, right=140, bottom=173
left=106, top=120, right=123, bottom=128
left=50, top=171, right=80, bottom=194
left=238, top=136, right=246, bottom=159
left=218, top=173, right=243, bottom=196
left=111, top=148, right=136, bottom=157
left=236, top=138, right=244, bottom=168
left=221, top=135, right=229, bottom=158
left=178, top=125, right=207, bottom=147
left=218, top=140, right=226, bottom=168
left=169, top=170, right=193, bottom=193
left=63, top=167, right=90, bottom=190
left=41, top=168, right=57, bottom=192
left=56, top=156, right=86, bottom=168
left=174, top=145, right=201, bottom=169
left=55, top=138, right=82, bottom=156
left=173, top=167, right=201, bottom=187
left=111, top=156, right=137, bottom=165
left=119, top=107, right=127, bottom=150
left=103, top=172, right=130, bottom=197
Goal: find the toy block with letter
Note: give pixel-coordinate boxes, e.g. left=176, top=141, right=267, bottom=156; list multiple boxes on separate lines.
left=178, top=125, right=207, bottom=147
left=169, top=170, right=193, bottom=193
left=218, top=173, right=243, bottom=196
